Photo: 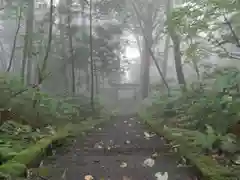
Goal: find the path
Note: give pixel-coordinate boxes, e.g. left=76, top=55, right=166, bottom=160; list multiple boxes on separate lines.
left=40, top=115, right=198, bottom=180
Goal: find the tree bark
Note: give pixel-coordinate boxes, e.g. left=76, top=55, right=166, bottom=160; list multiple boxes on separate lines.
left=26, top=0, right=34, bottom=85
left=89, top=0, right=94, bottom=110
left=21, top=0, right=34, bottom=84
left=162, top=35, right=170, bottom=78
left=67, top=0, right=76, bottom=95
left=7, top=7, right=22, bottom=72
left=171, top=33, right=186, bottom=90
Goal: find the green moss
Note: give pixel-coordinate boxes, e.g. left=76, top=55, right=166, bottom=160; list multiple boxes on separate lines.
left=144, top=118, right=239, bottom=180
left=0, top=146, right=20, bottom=161
left=0, top=133, right=67, bottom=177
left=0, top=117, right=110, bottom=177
left=0, top=163, right=26, bottom=177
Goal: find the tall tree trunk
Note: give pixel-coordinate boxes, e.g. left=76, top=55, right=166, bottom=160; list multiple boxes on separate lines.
left=21, top=0, right=34, bottom=84
left=162, top=35, right=170, bottom=78
left=26, top=0, right=34, bottom=85
left=7, top=6, right=22, bottom=72
left=171, top=33, right=186, bottom=90
left=167, top=0, right=186, bottom=90
left=89, top=0, right=94, bottom=110
left=80, top=0, right=89, bottom=91
left=141, top=39, right=151, bottom=98
left=192, top=58, right=200, bottom=80
left=59, top=16, right=69, bottom=92
left=67, top=0, right=76, bottom=95
left=140, top=2, right=154, bottom=99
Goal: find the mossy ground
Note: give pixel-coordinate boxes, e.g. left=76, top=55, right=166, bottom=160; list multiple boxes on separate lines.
left=0, top=116, right=111, bottom=178
left=139, top=111, right=240, bottom=180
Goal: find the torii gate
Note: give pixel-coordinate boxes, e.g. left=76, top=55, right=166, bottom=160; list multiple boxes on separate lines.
left=109, top=82, right=140, bottom=101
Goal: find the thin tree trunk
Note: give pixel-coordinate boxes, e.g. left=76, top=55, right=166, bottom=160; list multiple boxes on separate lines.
left=21, top=1, right=34, bottom=84
left=192, top=58, right=200, bottom=80
left=67, top=0, right=76, bottom=95
left=162, top=35, right=170, bottom=78
left=26, top=0, right=34, bottom=85
left=33, top=0, right=54, bottom=126
left=167, top=0, right=186, bottom=90
left=80, top=0, right=90, bottom=91
left=141, top=39, right=150, bottom=98
left=89, top=0, right=94, bottom=110
left=171, top=34, right=186, bottom=90
left=59, top=17, right=69, bottom=92
left=7, top=7, right=22, bottom=72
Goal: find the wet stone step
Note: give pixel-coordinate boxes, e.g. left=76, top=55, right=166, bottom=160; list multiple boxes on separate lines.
left=82, top=146, right=171, bottom=156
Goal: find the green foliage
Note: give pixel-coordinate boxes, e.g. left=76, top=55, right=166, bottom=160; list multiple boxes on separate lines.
left=142, top=66, right=240, bottom=157
left=0, top=73, right=106, bottom=128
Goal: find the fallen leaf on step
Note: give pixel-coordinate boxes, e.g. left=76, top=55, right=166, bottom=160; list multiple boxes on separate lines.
left=144, top=132, right=156, bottom=139
left=123, top=176, right=131, bottom=180
left=120, top=162, right=128, bottom=168
left=94, top=142, right=103, bottom=149
left=61, top=168, right=67, bottom=179
left=151, top=152, right=158, bottom=158
left=155, top=172, right=168, bottom=180
left=143, top=158, right=155, bottom=167
left=39, top=160, right=44, bottom=167
left=85, top=175, right=94, bottom=180
left=125, top=140, right=131, bottom=144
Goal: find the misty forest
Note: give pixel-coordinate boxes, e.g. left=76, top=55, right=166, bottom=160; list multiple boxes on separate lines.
left=0, top=0, right=240, bottom=180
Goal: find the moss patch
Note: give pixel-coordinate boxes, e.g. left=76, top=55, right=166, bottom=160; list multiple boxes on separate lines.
left=0, top=116, right=111, bottom=177
left=143, top=117, right=239, bottom=180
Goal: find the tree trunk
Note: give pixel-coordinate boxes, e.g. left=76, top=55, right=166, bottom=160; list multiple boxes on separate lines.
left=141, top=39, right=151, bottom=98
left=80, top=0, right=90, bottom=91
left=171, top=33, right=186, bottom=90
left=26, top=0, right=34, bottom=85
left=162, top=35, right=170, bottom=78
left=140, top=3, right=154, bottom=99
left=192, top=58, right=200, bottom=80
left=89, top=0, right=94, bottom=110
left=21, top=0, right=34, bottom=84
left=67, top=0, right=76, bottom=95
left=167, top=0, right=186, bottom=91
left=60, top=18, right=69, bottom=92
left=7, top=6, right=22, bottom=72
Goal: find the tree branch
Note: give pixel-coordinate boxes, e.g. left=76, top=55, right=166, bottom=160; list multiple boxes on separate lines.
left=223, top=14, right=240, bottom=47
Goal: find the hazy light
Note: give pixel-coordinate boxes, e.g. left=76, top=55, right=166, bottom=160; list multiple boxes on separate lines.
left=125, top=46, right=140, bottom=59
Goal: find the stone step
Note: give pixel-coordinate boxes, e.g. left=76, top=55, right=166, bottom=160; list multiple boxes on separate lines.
left=82, top=146, right=171, bottom=156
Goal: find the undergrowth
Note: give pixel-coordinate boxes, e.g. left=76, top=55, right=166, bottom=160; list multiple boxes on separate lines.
left=0, top=73, right=109, bottom=170
left=140, top=67, right=240, bottom=178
